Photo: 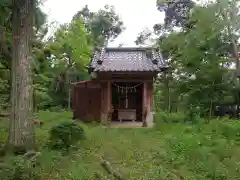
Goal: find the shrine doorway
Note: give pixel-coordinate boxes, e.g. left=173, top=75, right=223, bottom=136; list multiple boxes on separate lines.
left=111, top=82, right=143, bottom=122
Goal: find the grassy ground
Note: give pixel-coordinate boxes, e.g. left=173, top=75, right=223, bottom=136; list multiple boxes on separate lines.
left=1, top=111, right=240, bottom=179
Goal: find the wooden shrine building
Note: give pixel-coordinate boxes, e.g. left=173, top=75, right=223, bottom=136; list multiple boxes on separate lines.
left=72, top=46, right=167, bottom=125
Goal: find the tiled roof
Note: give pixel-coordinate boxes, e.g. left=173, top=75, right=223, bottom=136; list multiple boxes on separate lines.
left=90, top=47, right=166, bottom=72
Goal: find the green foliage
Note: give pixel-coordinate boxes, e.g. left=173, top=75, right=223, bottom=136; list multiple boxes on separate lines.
left=0, top=3, right=124, bottom=111
left=0, top=1, right=49, bottom=111
left=155, top=111, right=202, bottom=128
left=0, top=77, right=10, bottom=109
left=209, top=119, right=240, bottom=140
left=0, top=155, right=40, bottom=180
left=0, top=117, right=8, bottom=147
left=156, top=0, right=195, bottom=30
left=153, top=2, right=238, bottom=117
left=48, top=122, right=86, bottom=150
left=73, top=4, right=125, bottom=46
left=1, top=111, right=240, bottom=179
left=50, top=18, right=92, bottom=70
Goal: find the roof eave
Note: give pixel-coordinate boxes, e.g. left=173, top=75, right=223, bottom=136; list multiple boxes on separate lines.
left=93, top=70, right=161, bottom=73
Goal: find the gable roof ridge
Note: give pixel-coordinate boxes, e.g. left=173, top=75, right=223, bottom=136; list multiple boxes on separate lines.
left=90, top=45, right=167, bottom=72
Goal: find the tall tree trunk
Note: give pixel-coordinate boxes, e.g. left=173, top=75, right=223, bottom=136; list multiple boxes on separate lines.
left=7, top=0, right=35, bottom=151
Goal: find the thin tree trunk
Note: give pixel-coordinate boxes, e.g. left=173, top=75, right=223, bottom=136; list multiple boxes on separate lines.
left=163, top=71, right=171, bottom=113
left=68, top=88, right=71, bottom=109
left=7, top=0, right=35, bottom=151
left=209, top=100, right=213, bottom=120
left=209, top=81, right=215, bottom=120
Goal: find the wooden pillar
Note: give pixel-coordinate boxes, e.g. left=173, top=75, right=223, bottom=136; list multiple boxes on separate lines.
left=142, top=82, right=147, bottom=119
left=143, top=82, right=147, bottom=107
left=100, top=81, right=112, bottom=123
left=101, top=83, right=107, bottom=122
left=107, top=81, right=111, bottom=114
left=142, top=81, right=154, bottom=126
left=148, top=82, right=153, bottom=111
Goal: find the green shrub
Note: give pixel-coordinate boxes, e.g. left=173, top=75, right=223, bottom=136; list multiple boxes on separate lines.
left=0, top=156, right=40, bottom=180
left=155, top=112, right=168, bottom=123
left=155, top=112, right=186, bottom=123
left=169, top=112, right=186, bottom=123
left=48, top=122, right=86, bottom=150
left=48, top=106, right=65, bottom=112
left=155, top=111, right=202, bottom=128
left=209, top=120, right=240, bottom=140
left=185, top=111, right=203, bottom=124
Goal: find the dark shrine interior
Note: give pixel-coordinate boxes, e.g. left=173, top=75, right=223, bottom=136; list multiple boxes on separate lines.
left=111, top=82, right=143, bottom=122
